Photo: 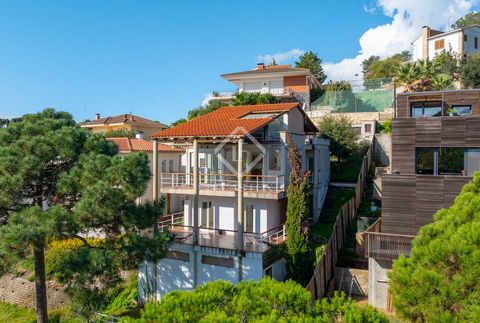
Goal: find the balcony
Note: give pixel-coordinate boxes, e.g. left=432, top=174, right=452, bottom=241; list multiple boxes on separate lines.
left=159, top=173, right=286, bottom=199
left=364, top=219, right=415, bottom=260
left=158, top=212, right=286, bottom=252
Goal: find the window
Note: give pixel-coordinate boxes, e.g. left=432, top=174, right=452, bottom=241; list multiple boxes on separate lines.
left=416, top=148, right=435, bottom=174
left=267, top=117, right=282, bottom=141
left=269, top=149, right=281, bottom=171
left=464, top=34, right=468, bottom=42
left=438, top=148, right=464, bottom=175
left=353, top=126, right=361, bottom=136
left=466, top=149, right=480, bottom=176
left=451, top=105, right=472, bottom=116
left=411, top=102, right=442, bottom=118
left=475, top=37, right=478, bottom=49
left=264, top=266, right=273, bottom=278
left=245, top=205, right=254, bottom=232
left=161, top=160, right=167, bottom=173
left=434, top=39, right=445, bottom=50
left=201, top=201, right=213, bottom=228
left=169, top=160, right=174, bottom=172
left=365, top=124, right=372, bottom=133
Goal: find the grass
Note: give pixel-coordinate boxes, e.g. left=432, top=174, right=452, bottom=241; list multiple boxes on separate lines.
left=330, top=144, right=369, bottom=183
left=0, top=302, right=36, bottom=323
left=311, top=187, right=356, bottom=240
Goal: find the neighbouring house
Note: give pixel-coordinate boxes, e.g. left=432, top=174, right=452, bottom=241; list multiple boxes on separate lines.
left=81, top=113, right=169, bottom=139
left=412, top=25, right=480, bottom=61
left=107, top=137, right=184, bottom=213
left=364, top=89, right=480, bottom=310
left=138, top=102, right=330, bottom=301
left=212, top=63, right=322, bottom=110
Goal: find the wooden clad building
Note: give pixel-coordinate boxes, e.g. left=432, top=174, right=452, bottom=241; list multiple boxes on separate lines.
left=382, top=90, right=480, bottom=235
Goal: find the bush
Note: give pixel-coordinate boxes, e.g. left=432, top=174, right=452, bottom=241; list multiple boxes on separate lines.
left=379, top=119, right=392, bottom=134
left=121, top=278, right=388, bottom=322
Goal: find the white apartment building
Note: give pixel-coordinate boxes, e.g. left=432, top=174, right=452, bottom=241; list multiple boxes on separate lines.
left=213, top=63, right=322, bottom=110
left=138, top=102, right=330, bottom=301
left=412, top=25, right=480, bottom=61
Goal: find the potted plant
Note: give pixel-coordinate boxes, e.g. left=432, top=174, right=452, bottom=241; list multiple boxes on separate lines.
left=447, top=108, right=455, bottom=117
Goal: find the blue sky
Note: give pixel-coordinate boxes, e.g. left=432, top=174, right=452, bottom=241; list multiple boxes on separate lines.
left=0, top=0, right=478, bottom=124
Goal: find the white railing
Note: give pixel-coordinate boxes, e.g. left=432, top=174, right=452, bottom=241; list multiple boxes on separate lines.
left=160, top=173, right=285, bottom=193
left=158, top=212, right=287, bottom=251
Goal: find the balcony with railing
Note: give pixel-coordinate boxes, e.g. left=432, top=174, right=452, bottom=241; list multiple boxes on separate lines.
left=364, top=218, right=415, bottom=260
left=158, top=212, right=286, bottom=252
left=159, top=172, right=286, bottom=198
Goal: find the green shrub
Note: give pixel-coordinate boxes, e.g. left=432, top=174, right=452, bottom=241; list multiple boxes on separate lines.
left=380, top=119, right=392, bottom=134
left=121, top=278, right=388, bottom=322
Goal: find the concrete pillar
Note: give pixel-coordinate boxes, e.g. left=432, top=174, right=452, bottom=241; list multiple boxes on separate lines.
left=152, top=140, right=159, bottom=201
left=193, top=139, right=199, bottom=244
left=237, top=138, right=244, bottom=251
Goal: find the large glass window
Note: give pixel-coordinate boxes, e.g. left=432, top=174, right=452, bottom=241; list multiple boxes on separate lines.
left=451, top=105, right=472, bottom=116
left=269, top=149, right=281, bottom=171
left=201, top=201, right=213, bottom=228
left=267, top=117, right=282, bottom=142
left=438, top=148, right=465, bottom=175
left=416, top=148, right=435, bottom=174
left=411, top=102, right=442, bottom=118
left=466, top=149, right=480, bottom=176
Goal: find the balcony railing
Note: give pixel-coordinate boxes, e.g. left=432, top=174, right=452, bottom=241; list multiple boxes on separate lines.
left=158, top=212, right=286, bottom=252
left=160, top=173, right=285, bottom=194
left=364, top=219, right=415, bottom=260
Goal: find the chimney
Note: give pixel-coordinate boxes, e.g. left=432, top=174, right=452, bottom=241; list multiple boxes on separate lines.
left=422, top=26, right=431, bottom=60
left=95, top=113, right=100, bottom=120
left=257, top=63, right=265, bottom=70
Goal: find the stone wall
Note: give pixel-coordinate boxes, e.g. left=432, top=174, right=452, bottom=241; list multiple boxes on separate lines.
left=0, top=273, right=68, bottom=309
left=306, top=108, right=393, bottom=124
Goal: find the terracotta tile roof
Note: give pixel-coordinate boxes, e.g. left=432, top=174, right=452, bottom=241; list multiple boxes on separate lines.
left=221, top=66, right=311, bottom=78
left=82, top=114, right=168, bottom=128
left=108, top=138, right=184, bottom=153
left=152, top=103, right=300, bottom=139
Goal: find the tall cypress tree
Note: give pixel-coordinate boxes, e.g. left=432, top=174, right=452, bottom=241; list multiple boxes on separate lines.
left=285, top=133, right=311, bottom=285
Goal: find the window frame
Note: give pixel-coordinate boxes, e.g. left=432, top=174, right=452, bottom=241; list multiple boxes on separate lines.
left=434, top=39, right=445, bottom=50
left=410, top=101, right=443, bottom=118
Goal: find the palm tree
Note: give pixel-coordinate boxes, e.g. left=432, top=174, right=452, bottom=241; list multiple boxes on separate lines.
left=395, top=63, right=421, bottom=92
left=432, top=74, right=454, bottom=91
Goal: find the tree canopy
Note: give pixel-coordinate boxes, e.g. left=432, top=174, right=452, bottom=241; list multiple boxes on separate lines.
left=295, top=51, right=327, bottom=84
left=232, top=92, right=276, bottom=106
left=460, top=52, right=480, bottom=89
left=122, top=278, right=388, bottom=322
left=317, top=114, right=358, bottom=162
left=104, top=128, right=138, bottom=138
left=389, top=172, right=480, bottom=322
left=363, top=51, right=411, bottom=80
left=0, top=109, right=169, bottom=321
left=452, top=11, right=480, bottom=29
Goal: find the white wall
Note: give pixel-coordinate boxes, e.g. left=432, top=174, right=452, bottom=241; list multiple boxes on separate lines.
left=238, top=77, right=284, bottom=94
left=428, top=32, right=461, bottom=60
left=138, top=245, right=283, bottom=301
left=183, top=196, right=280, bottom=233
left=412, top=36, right=424, bottom=61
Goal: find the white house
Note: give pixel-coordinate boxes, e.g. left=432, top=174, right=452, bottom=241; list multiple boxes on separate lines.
left=412, top=25, right=480, bottom=61
left=138, top=102, right=330, bottom=301
left=213, top=63, right=322, bottom=110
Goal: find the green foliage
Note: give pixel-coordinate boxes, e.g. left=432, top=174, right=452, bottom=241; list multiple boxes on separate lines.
left=364, top=51, right=411, bottom=79
left=460, top=52, right=480, bottom=89
left=232, top=92, right=276, bottom=106
left=170, top=118, right=187, bottom=126
left=187, top=100, right=227, bottom=120
left=122, top=279, right=387, bottom=322
left=104, top=128, right=137, bottom=138
left=380, top=119, right=392, bottom=134
left=295, top=51, right=327, bottom=83
left=389, top=172, right=480, bottom=322
left=362, top=55, right=380, bottom=76
left=105, top=275, right=139, bottom=316
left=395, top=59, right=449, bottom=92
left=285, top=133, right=312, bottom=285
left=452, top=11, right=480, bottom=29
left=433, top=49, right=460, bottom=80
left=317, top=114, right=358, bottom=162
left=0, top=301, right=36, bottom=323
left=0, top=109, right=170, bottom=321
left=432, top=73, right=454, bottom=91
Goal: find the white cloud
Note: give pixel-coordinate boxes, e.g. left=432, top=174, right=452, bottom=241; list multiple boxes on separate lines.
left=324, top=0, right=478, bottom=81
left=363, top=4, right=377, bottom=14
left=256, top=48, right=305, bottom=64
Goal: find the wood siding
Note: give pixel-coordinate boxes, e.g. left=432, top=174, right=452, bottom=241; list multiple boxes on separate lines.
left=396, top=90, right=480, bottom=118
left=382, top=174, right=471, bottom=234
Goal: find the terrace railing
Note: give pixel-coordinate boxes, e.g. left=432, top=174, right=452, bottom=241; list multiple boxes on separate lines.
left=160, top=172, right=285, bottom=194
left=158, top=212, right=286, bottom=252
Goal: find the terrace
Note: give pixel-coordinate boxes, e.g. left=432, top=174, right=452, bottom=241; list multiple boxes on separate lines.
left=158, top=212, right=286, bottom=253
